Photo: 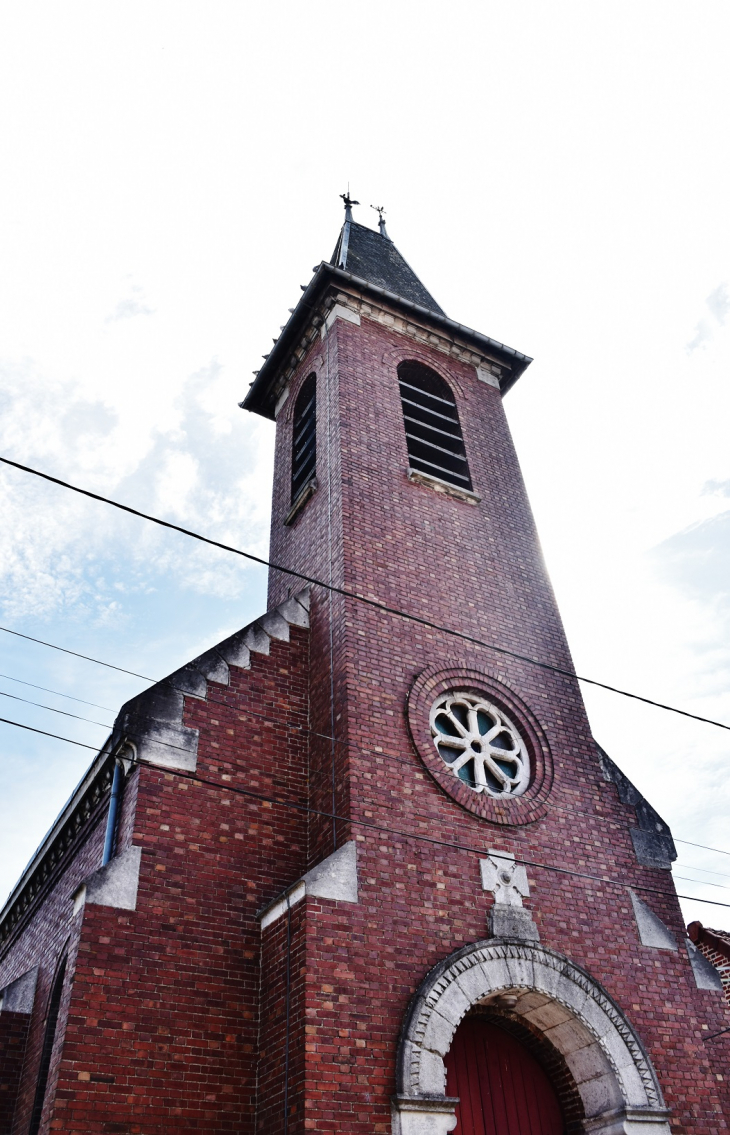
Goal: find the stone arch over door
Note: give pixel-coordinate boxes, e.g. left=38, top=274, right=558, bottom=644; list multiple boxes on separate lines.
left=392, top=941, right=671, bottom=1135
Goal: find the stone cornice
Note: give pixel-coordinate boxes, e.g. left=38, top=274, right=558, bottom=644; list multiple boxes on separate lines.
left=242, top=262, right=533, bottom=420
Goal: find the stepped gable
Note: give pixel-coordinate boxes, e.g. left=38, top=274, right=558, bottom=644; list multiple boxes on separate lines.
left=0, top=587, right=310, bottom=952
left=113, top=588, right=311, bottom=771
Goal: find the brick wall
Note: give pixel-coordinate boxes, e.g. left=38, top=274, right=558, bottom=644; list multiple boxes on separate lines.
left=0, top=1010, right=30, bottom=1132
left=0, top=625, right=311, bottom=1134
left=259, top=898, right=307, bottom=1134
left=266, top=305, right=730, bottom=1131
left=0, top=816, right=107, bottom=1135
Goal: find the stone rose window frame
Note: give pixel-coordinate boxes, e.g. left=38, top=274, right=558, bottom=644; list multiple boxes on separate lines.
left=407, top=666, right=554, bottom=825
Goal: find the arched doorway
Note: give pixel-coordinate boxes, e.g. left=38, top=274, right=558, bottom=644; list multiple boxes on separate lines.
left=392, top=940, right=672, bottom=1135
left=445, top=1016, right=564, bottom=1135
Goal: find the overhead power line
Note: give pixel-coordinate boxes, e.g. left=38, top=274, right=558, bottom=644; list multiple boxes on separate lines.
left=4, top=659, right=730, bottom=870
left=132, top=754, right=730, bottom=912
left=2, top=457, right=730, bottom=873
left=1, top=712, right=729, bottom=910
left=0, top=688, right=112, bottom=730
left=675, top=838, right=730, bottom=859
left=0, top=623, right=153, bottom=682
left=0, top=671, right=114, bottom=711
left=673, top=875, right=729, bottom=891
left=2, top=627, right=730, bottom=863
left=676, top=863, right=730, bottom=880
left=0, top=716, right=99, bottom=751
left=2, top=617, right=730, bottom=864
left=1, top=454, right=730, bottom=734
left=2, top=676, right=730, bottom=872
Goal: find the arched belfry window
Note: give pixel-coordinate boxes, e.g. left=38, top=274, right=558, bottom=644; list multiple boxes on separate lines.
left=398, top=361, right=472, bottom=490
left=28, top=953, right=68, bottom=1135
left=291, top=374, right=317, bottom=504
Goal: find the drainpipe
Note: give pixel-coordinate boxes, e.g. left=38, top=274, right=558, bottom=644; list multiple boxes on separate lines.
left=101, top=760, right=124, bottom=866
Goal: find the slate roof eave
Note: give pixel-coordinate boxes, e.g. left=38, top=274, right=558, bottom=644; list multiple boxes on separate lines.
left=241, top=262, right=533, bottom=420
left=0, top=741, right=114, bottom=916
left=0, top=739, right=118, bottom=953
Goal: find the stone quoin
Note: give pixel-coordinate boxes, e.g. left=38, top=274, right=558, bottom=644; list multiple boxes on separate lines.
left=1, top=201, right=729, bottom=1133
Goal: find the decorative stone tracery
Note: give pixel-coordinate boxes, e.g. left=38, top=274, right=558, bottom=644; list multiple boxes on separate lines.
left=430, top=692, right=530, bottom=797
left=392, top=941, right=671, bottom=1135
left=407, top=666, right=554, bottom=825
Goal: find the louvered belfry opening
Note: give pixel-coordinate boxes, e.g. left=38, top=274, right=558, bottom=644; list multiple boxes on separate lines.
left=398, top=361, right=472, bottom=490
left=291, top=373, right=316, bottom=504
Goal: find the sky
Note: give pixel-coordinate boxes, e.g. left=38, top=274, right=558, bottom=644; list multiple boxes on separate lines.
left=0, top=1, right=729, bottom=928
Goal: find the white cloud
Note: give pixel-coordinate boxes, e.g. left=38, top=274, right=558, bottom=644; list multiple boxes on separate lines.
left=706, top=283, right=730, bottom=325
left=686, top=282, right=729, bottom=351
left=105, top=283, right=155, bottom=322
left=0, top=355, right=273, bottom=623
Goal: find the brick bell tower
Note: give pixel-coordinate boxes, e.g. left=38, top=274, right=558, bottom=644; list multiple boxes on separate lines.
left=243, top=199, right=729, bottom=1134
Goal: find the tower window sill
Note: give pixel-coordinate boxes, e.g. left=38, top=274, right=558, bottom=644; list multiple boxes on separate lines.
left=407, top=467, right=482, bottom=505
left=284, top=478, right=318, bottom=526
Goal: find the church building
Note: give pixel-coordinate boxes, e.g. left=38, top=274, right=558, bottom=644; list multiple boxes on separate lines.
left=1, top=201, right=729, bottom=1134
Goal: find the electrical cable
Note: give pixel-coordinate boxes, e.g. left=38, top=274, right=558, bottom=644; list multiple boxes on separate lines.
left=125, top=753, right=730, bottom=911
left=0, top=710, right=196, bottom=758
left=2, top=462, right=729, bottom=879
left=2, top=711, right=729, bottom=918
left=2, top=454, right=730, bottom=735
left=4, top=443, right=729, bottom=1009
left=674, top=837, right=730, bottom=859
left=0, top=623, right=154, bottom=682
left=0, top=672, right=717, bottom=870
left=2, top=671, right=730, bottom=869
left=0, top=716, right=99, bottom=750
left=0, top=689, right=112, bottom=730
left=0, top=671, right=114, bottom=711
left=673, top=876, right=729, bottom=891
left=675, top=863, right=730, bottom=881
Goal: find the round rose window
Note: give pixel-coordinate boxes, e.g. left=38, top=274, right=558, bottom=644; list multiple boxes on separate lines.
left=429, top=691, right=530, bottom=797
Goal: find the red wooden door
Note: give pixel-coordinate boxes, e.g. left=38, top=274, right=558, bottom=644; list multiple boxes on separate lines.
left=445, top=1018, right=564, bottom=1135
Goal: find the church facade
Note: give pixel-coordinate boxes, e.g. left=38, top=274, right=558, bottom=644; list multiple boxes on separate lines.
left=1, top=205, right=729, bottom=1134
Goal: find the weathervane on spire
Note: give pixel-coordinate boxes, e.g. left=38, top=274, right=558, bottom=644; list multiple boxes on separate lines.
left=371, top=204, right=390, bottom=240
left=340, top=190, right=359, bottom=222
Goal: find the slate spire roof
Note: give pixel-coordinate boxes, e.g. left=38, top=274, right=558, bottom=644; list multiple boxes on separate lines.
left=330, top=216, right=445, bottom=316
